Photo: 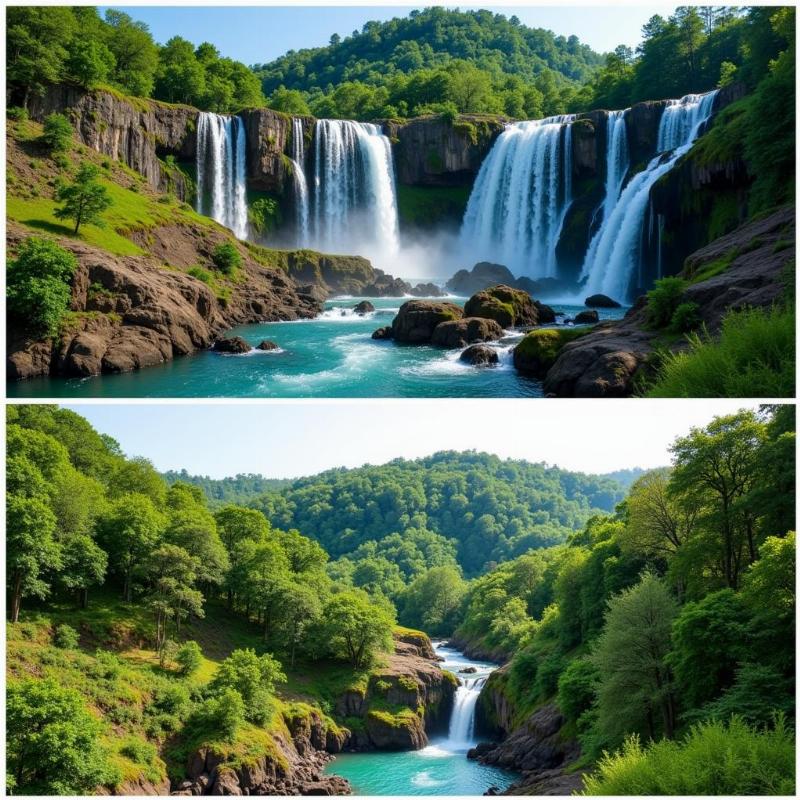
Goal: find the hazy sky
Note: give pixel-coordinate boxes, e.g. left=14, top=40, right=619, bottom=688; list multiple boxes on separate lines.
left=68, top=400, right=758, bottom=479
left=103, top=5, right=673, bottom=65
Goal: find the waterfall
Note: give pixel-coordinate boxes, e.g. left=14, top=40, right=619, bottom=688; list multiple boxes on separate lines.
left=310, top=119, right=400, bottom=255
left=460, top=115, right=575, bottom=279
left=446, top=675, right=487, bottom=749
left=582, top=91, right=717, bottom=301
left=291, top=117, right=310, bottom=244
left=195, top=112, right=249, bottom=240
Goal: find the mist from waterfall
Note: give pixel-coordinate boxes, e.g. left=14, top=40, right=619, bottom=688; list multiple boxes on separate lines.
left=581, top=91, right=717, bottom=301
left=309, top=119, right=400, bottom=258
left=195, top=112, right=249, bottom=240
left=291, top=117, right=310, bottom=244
left=459, top=115, right=575, bottom=280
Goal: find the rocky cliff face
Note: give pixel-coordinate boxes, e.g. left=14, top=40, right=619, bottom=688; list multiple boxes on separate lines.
left=240, top=108, right=296, bottom=194
left=28, top=85, right=197, bottom=198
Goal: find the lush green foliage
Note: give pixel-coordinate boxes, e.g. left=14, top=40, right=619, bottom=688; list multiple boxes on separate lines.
left=6, top=7, right=262, bottom=113
left=583, top=717, right=795, bottom=795
left=211, top=242, right=242, bottom=275
left=255, top=8, right=603, bottom=120
left=647, top=306, right=795, bottom=398
left=41, top=113, right=74, bottom=153
left=6, top=237, right=78, bottom=337
left=54, top=163, right=113, bottom=235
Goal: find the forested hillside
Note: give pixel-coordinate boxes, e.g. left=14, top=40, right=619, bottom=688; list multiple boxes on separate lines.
left=245, top=453, right=624, bottom=575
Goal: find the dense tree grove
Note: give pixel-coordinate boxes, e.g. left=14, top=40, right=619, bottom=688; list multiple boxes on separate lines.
left=6, top=7, right=264, bottom=112
left=451, top=406, right=794, bottom=788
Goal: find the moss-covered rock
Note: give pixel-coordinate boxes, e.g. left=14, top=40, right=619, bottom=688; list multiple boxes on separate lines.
left=464, top=284, right=544, bottom=327
left=391, top=300, right=464, bottom=343
left=513, top=328, right=589, bottom=377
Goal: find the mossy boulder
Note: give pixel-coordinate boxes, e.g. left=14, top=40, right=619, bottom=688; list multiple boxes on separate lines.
left=464, top=285, right=543, bottom=327
left=513, top=328, right=589, bottom=377
left=391, top=300, right=464, bottom=343
left=365, top=709, right=427, bottom=750
left=430, top=317, right=503, bottom=348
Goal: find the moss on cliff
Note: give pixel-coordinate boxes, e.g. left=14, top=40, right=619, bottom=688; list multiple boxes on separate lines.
left=396, top=185, right=471, bottom=229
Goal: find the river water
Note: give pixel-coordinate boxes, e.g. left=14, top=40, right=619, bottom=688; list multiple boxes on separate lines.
left=7, top=296, right=625, bottom=399
left=323, top=642, right=517, bottom=795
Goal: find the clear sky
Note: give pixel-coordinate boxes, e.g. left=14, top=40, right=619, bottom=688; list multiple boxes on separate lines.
left=102, top=5, right=674, bottom=65
left=68, top=400, right=758, bottom=479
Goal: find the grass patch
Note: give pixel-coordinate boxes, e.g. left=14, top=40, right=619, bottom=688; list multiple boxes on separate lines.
left=645, top=305, right=795, bottom=398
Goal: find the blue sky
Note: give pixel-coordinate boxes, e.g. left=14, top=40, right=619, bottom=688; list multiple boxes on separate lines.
left=103, top=5, right=673, bottom=65
left=68, top=401, right=755, bottom=479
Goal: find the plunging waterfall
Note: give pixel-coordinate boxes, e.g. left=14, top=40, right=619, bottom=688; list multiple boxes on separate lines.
left=291, top=117, right=310, bottom=244
left=582, top=91, right=717, bottom=301
left=309, top=119, right=400, bottom=256
left=459, top=115, right=575, bottom=279
left=447, top=674, right=488, bottom=749
left=195, top=112, right=249, bottom=240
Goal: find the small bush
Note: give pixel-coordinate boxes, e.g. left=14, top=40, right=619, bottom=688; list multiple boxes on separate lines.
left=8, top=106, right=28, bottom=122
left=175, top=641, right=202, bottom=675
left=193, top=688, right=245, bottom=743
left=646, top=306, right=795, bottom=397
left=669, top=301, right=701, bottom=333
left=120, top=737, right=157, bottom=765
left=582, top=716, right=795, bottom=795
left=646, top=277, right=687, bottom=329
left=41, top=113, right=74, bottom=153
left=187, top=266, right=213, bottom=284
left=53, top=623, right=80, bottom=649
left=248, top=196, right=282, bottom=236
left=211, top=242, right=242, bottom=274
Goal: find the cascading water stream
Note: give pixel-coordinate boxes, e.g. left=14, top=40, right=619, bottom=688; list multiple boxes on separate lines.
left=446, top=674, right=488, bottom=750
left=195, top=112, right=249, bottom=240
left=459, top=115, right=575, bottom=279
left=290, top=117, right=310, bottom=244
left=581, top=91, right=717, bottom=301
left=309, top=119, right=400, bottom=256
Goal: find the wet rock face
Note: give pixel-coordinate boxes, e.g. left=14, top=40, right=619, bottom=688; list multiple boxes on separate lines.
left=571, top=111, right=605, bottom=178
left=387, top=115, right=506, bottom=187
left=240, top=108, right=294, bottom=193
left=353, top=301, right=376, bottom=315
left=27, top=85, right=197, bottom=198
left=626, top=100, right=669, bottom=167
left=392, top=300, right=464, bottom=343
left=213, top=336, right=251, bottom=353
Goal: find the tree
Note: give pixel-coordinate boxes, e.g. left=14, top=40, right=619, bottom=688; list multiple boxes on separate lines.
left=7, top=679, right=114, bottom=794
left=66, top=38, right=115, bottom=87
left=97, top=493, right=164, bottom=602
left=59, top=534, right=108, bottom=608
left=277, top=582, right=322, bottom=666
left=175, top=641, right=203, bottom=675
left=557, top=657, right=599, bottom=724
left=6, top=237, right=77, bottom=337
left=41, top=113, right=74, bottom=153
left=267, top=86, right=311, bottom=114
left=104, top=9, right=159, bottom=97
left=209, top=649, right=286, bottom=724
left=318, top=589, right=395, bottom=668
left=54, top=163, right=113, bottom=235
left=592, top=573, right=678, bottom=743
left=400, top=565, right=467, bottom=635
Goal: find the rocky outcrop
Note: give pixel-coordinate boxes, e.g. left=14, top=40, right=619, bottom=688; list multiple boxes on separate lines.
left=430, top=317, right=504, bottom=348
left=460, top=344, right=499, bottom=366
left=447, top=263, right=517, bottom=295
left=410, top=282, right=445, bottom=298
left=387, top=115, right=506, bottom=187
left=464, top=285, right=552, bottom=327
left=27, top=85, right=196, bottom=198
left=213, top=336, right=251, bottom=354
left=541, top=206, right=794, bottom=397
left=585, top=294, right=621, bottom=308
left=240, top=108, right=295, bottom=194
left=6, top=221, right=322, bottom=380
left=176, top=708, right=350, bottom=796
left=391, top=300, right=464, bottom=343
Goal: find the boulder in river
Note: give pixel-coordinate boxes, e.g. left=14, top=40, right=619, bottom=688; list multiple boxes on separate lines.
left=391, top=300, right=464, bottom=343
left=459, top=345, right=499, bottom=367
left=213, top=336, right=251, bottom=354
left=371, top=326, right=393, bottom=340
left=410, top=282, right=445, bottom=298
left=513, top=328, right=589, bottom=378
left=459, top=666, right=478, bottom=674
left=431, top=317, right=503, bottom=348
left=464, top=285, right=540, bottom=327
left=256, top=339, right=280, bottom=351
left=585, top=293, right=621, bottom=308
left=446, top=262, right=516, bottom=295
left=353, top=301, right=375, bottom=315
left=574, top=310, right=599, bottom=324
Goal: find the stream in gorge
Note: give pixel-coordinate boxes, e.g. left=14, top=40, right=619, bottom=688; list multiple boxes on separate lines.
left=7, top=296, right=626, bottom=398
left=323, top=642, right=517, bottom=796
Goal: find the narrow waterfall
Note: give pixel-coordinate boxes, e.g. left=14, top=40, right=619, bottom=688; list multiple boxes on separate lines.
left=446, top=675, right=488, bottom=749
left=195, top=112, right=249, bottom=240
left=291, top=117, right=310, bottom=244
left=310, top=119, right=400, bottom=255
left=459, top=115, right=575, bottom=279
left=581, top=91, right=717, bottom=301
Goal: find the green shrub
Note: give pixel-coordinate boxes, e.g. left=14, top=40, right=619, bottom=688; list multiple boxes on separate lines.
left=119, top=737, right=157, bottom=765
left=669, top=301, right=701, bottom=333
left=646, top=277, right=687, bottom=329
left=53, top=623, right=80, bottom=649
left=8, top=106, right=28, bottom=122
left=175, top=641, right=202, bottom=675
left=248, top=196, right=282, bottom=236
left=582, top=716, right=795, bottom=795
left=187, top=266, right=213, bottom=284
left=193, top=688, right=245, bottom=743
left=557, top=657, right=599, bottom=724
left=211, top=242, right=242, bottom=274
left=41, top=113, right=74, bottom=153
left=646, top=306, right=795, bottom=397
left=7, top=237, right=78, bottom=337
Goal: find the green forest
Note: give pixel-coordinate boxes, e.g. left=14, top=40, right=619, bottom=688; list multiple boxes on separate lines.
left=6, top=404, right=796, bottom=795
